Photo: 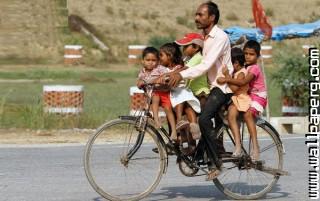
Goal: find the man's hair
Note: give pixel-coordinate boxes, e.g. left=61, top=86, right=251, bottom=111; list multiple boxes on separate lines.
left=160, top=43, right=184, bottom=66
left=244, top=40, right=261, bottom=57
left=231, top=47, right=245, bottom=66
left=142, top=46, right=159, bottom=59
left=203, top=1, right=220, bottom=24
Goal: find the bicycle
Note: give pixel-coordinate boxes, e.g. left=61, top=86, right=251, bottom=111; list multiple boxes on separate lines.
left=84, top=83, right=289, bottom=201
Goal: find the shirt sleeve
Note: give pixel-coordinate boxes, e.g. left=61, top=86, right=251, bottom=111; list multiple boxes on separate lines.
left=180, top=35, right=229, bottom=79
left=248, top=65, right=260, bottom=78
left=138, top=70, right=144, bottom=80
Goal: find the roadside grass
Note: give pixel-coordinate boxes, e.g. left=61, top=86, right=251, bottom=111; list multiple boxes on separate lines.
left=0, top=66, right=282, bottom=129
left=0, top=66, right=138, bottom=129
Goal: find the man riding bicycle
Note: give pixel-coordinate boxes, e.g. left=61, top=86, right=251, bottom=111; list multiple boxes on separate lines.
left=167, top=1, right=233, bottom=180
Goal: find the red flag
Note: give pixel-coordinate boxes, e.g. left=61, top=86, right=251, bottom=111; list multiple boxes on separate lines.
left=252, top=0, right=272, bottom=39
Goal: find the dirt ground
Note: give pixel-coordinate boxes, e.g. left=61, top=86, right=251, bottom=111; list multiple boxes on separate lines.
left=0, top=128, right=94, bottom=144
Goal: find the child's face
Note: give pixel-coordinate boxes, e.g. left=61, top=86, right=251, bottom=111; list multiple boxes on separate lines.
left=244, top=48, right=258, bottom=65
left=232, top=61, right=242, bottom=72
left=142, top=53, right=158, bottom=71
left=159, top=50, right=170, bottom=67
left=182, top=44, right=197, bottom=57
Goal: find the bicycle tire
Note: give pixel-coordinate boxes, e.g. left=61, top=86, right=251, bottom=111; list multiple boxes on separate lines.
left=214, top=121, right=284, bottom=200
left=84, top=118, right=166, bottom=201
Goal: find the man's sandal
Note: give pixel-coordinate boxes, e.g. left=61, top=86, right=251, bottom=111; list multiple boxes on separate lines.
left=205, top=168, right=221, bottom=181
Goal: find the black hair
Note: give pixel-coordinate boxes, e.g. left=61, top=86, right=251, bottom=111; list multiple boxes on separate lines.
left=231, top=47, right=245, bottom=67
left=142, top=46, right=159, bottom=59
left=203, top=1, right=220, bottom=24
left=160, top=43, right=184, bottom=66
left=191, top=44, right=203, bottom=54
left=244, top=40, right=261, bottom=57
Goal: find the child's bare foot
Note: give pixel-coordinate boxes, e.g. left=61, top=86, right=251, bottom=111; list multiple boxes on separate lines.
left=176, top=120, right=189, bottom=131
left=170, top=131, right=178, bottom=142
left=232, top=147, right=242, bottom=157
left=154, top=122, right=161, bottom=129
left=251, top=147, right=260, bottom=162
left=190, top=123, right=201, bottom=140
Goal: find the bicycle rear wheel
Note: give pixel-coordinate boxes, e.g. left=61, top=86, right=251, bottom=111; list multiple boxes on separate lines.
left=84, top=118, right=166, bottom=201
left=214, top=120, right=284, bottom=200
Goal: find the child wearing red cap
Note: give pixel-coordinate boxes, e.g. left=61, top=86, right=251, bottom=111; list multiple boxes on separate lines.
left=175, top=33, right=210, bottom=140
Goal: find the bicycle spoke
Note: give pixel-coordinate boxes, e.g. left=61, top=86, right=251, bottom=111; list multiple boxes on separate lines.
left=214, top=122, right=283, bottom=200
left=259, top=143, right=276, bottom=154
left=84, top=119, right=165, bottom=201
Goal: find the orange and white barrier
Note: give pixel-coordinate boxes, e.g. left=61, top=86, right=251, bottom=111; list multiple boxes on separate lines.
left=64, top=45, right=83, bottom=65
left=43, top=85, right=84, bottom=114
left=260, top=45, right=272, bottom=64
left=128, top=45, right=147, bottom=65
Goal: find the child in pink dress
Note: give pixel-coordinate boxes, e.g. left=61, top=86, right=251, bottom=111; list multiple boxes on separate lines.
left=221, top=40, right=267, bottom=161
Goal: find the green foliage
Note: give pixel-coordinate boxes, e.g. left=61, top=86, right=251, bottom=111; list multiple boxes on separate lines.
left=176, top=16, right=188, bottom=26
left=148, top=35, right=176, bottom=49
left=0, top=77, right=136, bottom=129
left=271, top=53, right=310, bottom=108
left=226, top=12, right=239, bottom=21
left=265, top=8, right=274, bottom=17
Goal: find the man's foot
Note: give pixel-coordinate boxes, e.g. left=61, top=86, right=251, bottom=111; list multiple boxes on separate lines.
left=190, top=123, right=201, bottom=140
left=205, top=168, right=220, bottom=181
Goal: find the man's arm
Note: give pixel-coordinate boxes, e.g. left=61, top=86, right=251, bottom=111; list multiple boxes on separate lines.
left=180, top=36, right=227, bottom=79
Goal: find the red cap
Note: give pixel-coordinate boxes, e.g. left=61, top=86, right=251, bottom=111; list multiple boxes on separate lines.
left=175, top=33, right=204, bottom=47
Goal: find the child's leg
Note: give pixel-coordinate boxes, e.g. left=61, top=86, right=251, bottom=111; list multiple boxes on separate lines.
left=185, top=105, right=201, bottom=140
left=151, top=96, right=161, bottom=128
left=196, top=92, right=208, bottom=111
left=243, top=109, right=259, bottom=161
left=174, top=103, right=184, bottom=123
left=184, top=105, right=197, bottom=123
left=227, top=104, right=242, bottom=156
left=164, top=106, right=177, bottom=141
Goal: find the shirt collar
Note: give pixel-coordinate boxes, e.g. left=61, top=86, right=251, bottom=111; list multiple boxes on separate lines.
left=204, top=25, right=218, bottom=40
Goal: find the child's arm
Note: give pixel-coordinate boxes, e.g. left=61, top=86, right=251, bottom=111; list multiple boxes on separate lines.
left=225, top=73, right=254, bottom=86
left=222, top=66, right=254, bottom=86
left=217, top=76, right=239, bottom=92
left=136, top=79, right=145, bottom=89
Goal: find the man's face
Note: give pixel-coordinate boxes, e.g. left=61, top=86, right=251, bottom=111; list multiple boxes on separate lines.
left=194, top=5, right=214, bottom=30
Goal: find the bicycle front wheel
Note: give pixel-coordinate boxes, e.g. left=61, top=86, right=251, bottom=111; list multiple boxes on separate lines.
left=84, top=118, right=166, bottom=201
left=214, top=120, right=284, bottom=200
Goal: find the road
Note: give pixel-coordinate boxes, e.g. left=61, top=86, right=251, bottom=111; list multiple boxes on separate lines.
left=0, top=134, right=308, bottom=201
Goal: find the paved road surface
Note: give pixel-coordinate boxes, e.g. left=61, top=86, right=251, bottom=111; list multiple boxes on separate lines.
left=0, top=134, right=308, bottom=201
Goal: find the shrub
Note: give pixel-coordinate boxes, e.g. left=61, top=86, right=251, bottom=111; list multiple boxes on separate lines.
left=271, top=53, right=310, bottom=109
left=148, top=35, right=176, bottom=49
left=226, top=12, right=239, bottom=21
left=105, top=6, right=114, bottom=15
left=265, top=8, right=274, bottom=17
left=176, top=16, right=189, bottom=26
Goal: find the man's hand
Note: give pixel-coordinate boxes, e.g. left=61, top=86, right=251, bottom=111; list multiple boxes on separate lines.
left=167, top=72, right=183, bottom=88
